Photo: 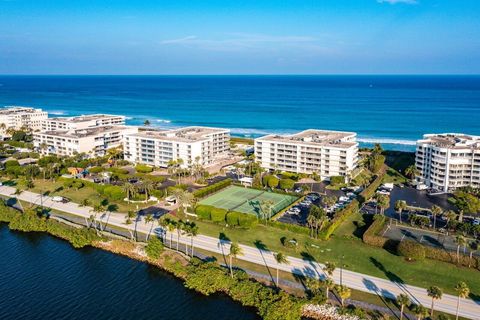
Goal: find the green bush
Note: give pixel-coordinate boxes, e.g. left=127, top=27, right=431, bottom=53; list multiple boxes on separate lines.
left=238, top=213, right=258, bottom=229
left=109, top=167, right=129, bottom=175
left=330, top=175, right=345, bottom=186
left=4, top=160, right=20, bottom=168
left=88, top=166, right=104, bottom=174
left=279, top=178, right=295, bottom=190
left=145, top=236, right=164, bottom=259
left=195, top=204, right=214, bottom=220
left=226, top=211, right=241, bottom=226
left=397, top=240, right=426, bottom=261
left=269, top=220, right=309, bottom=235
left=358, top=166, right=386, bottom=203
left=193, top=179, right=232, bottom=198
left=267, top=176, right=279, bottom=189
left=135, top=164, right=153, bottom=173
left=210, top=207, right=227, bottom=223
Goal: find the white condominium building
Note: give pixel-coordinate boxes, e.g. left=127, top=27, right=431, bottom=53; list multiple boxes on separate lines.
left=0, top=106, right=48, bottom=131
left=34, top=126, right=138, bottom=157
left=415, top=133, right=480, bottom=192
left=124, top=126, right=230, bottom=167
left=255, top=129, right=358, bottom=180
left=42, top=114, right=125, bottom=131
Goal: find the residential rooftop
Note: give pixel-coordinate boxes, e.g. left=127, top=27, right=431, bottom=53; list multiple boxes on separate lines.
left=256, top=129, right=357, bottom=148
left=37, top=126, right=130, bottom=138
left=0, top=106, right=44, bottom=115
left=129, top=126, right=229, bottom=143
left=47, top=114, right=125, bottom=123
left=419, top=133, right=480, bottom=149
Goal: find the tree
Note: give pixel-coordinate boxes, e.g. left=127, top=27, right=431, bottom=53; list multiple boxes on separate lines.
left=405, top=164, right=419, bottom=180
left=396, top=294, right=410, bottom=320
left=273, top=251, right=289, bottom=287
left=322, top=195, right=337, bottom=209
left=455, top=235, right=467, bottom=262
left=323, top=261, right=336, bottom=277
left=395, top=200, right=408, bottom=223
left=335, top=284, right=351, bottom=307
left=375, top=194, right=390, bottom=215
left=454, top=281, right=470, bottom=320
left=80, top=198, right=90, bottom=207
left=267, top=176, right=279, bottom=189
left=228, top=242, right=243, bottom=278
left=427, top=286, right=443, bottom=319
left=145, top=213, right=155, bottom=241
left=445, top=210, right=457, bottom=228
left=172, top=189, right=195, bottom=215
left=123, top=182, right=137, bottom=202
left=431, top=205, right=443, bottom=230
left=452, top=191, right=480, bottom=215
left=166, top=219, right=177, bottom=249
left=323, top=277, right=335, bottom=301
left=306, top=214, right=317, bottom=238
left=259, top=199, right=274, bottom=222
left=279, top=178, right=295, bottom=191
left=186, top=221, right=198, bottom=257
left=176, top=220, right=184, bottom=252
left=142, top=180, right=155, bottom=201
left=411, top=304, right=429, bottom=320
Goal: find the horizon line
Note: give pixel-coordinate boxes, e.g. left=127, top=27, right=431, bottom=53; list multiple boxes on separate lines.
left=1, top=73, right=480, bottom=77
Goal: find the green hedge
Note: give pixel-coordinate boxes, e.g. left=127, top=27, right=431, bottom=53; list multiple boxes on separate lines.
left=330, top=175, right=345, bottom=186
left=397, top=240, right=426, bottom=261
left=321, top=200, right=360, bottom=240
left=135, top=164, right=154, bottom=173
left=269, top=220, right=310, bottom=236
left=210, top=207, right=228, bottom=223
left=196, top=204, right=214, bottom=220
left=193, top=179, right=232, bottom=198
left=358, top=165, right=386, bottom=204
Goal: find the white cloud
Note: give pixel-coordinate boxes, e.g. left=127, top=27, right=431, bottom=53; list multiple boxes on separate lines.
left=377, top=0, right=418, bottom=4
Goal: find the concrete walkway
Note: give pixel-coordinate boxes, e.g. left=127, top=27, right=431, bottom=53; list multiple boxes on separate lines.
left=0, top=185, right=478, bottom=319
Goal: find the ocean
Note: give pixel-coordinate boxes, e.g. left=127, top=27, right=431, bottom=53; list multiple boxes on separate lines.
left=1, top=75, right=479, bottom=151
left=0, top=225, right=260, bottom=320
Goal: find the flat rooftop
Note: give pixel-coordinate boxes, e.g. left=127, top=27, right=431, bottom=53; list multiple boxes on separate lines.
left=129, top=126, right=229, bottom=143
left=256, top=129, right=357, bottom=148
left=419, top=133, right=480, bottom=149
left=47, top=114, right=125, bottom=123
left=0, top=106, right=43, bottom=115
left=37, top=126, right=129, bottom=138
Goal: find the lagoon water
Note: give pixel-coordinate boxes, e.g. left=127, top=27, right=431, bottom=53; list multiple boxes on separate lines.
left=0, top=75, right=479, bottom=151
left=0, top=225, right=259, bottom=320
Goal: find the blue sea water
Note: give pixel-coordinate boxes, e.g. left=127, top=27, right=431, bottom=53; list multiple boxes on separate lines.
left=0, top=225, right=260, bottom=320
left=0, top=75, right=479, bottom=151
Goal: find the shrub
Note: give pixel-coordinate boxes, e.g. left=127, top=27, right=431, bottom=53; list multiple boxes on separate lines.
left=4, top=160, right=20, bottom=168
left=109, top=167, right=129, bottom=175
left=145, top=236, right=164, bottom=259
left=238, top=213, right=258, bottom=229
left=210, top=207, right=227, bottom=223
left=321, top=200, right=360, bottom=240
left=269, top=220, right=310, bottom=235
left=330, top=176, right=345, bottom=186
left=226, top=211, right=241, bottom=226
left=135, top=164, right=153, bottom=173
left=195, top=205, right=214, bottom=220
left=358, top=166, right=386, bottom=203
left=397, top=240, right=426, bottom=261
left=267, top=176, right=279, bottom=189
left=193, top=179, right=232, bottom=198
left=279, top=178, right=295, bottom=190
left=88, top=166, right=104, bottom=174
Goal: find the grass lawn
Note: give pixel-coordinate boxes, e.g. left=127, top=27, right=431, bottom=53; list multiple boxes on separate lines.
left=383, top=167, right=408, bottom=185
left=179, top=214, right=480, bottom=298
left=27, top=179, right=145, bottom=213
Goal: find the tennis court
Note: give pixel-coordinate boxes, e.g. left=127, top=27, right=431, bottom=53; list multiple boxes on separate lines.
left=198, top=185, right=298, bottom=218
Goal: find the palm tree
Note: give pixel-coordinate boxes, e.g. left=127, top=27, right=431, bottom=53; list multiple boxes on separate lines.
left=102, top=203, right=118, bottom=231
left=445, top=210, right=457, bottom=229
left=396, top=294, right=410, bottom=320
left=228, top=242, right=243, bottom=278
left=427, top=286, right=443, bottom=319
left=273, top=251, right=289, bottom=287
left=375, top=194, right=390, bottom=215
left=171, top=189, right=194, bottom=215
left=395, top=200, right=408, bottom=223
left=123, top=182, right=137, bottom=202
left=454, top=281, right=470, bottom=320
left=335, top=284, right=351, bottom=307
left=259, top=199, right=274, bottom=223
left=323, top=277, right=335, bottom=301
left=79, top=198, right=90, bottom=207
left=144, top=213, right=155, bottom=241
left=431, top=205, right=443, bottom=230
left=323, top=261, right=336, bottom=278
left=187, top=222, right=198, bottom=257
left=142, top=180, right=154, bottom=201
left=306, top=214, right=317, bottom=238
left=455, top=235, right=467, bottom=262
left=412, top=304, right=429, bottom=320
left=322, top=195, right=337, bottom=210
left=166, top=219, right=176, bottom=249
left=468, top=241, right=478, bottom=263
left=176, top=220, right=184, bottom=252
left=405, top=164, right=419, bottom=181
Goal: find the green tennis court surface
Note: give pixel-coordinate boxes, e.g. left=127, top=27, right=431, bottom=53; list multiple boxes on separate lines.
left=198, top=185, right=298, bottom=218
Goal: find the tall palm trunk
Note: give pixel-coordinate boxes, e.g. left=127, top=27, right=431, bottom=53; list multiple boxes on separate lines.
left=400, top=305, right=404, bottom=320
left=229, top=255, right=234, bottom=278
left=456, top=296, right=460, bottom=320
left=190, top=237, right=194, bottom=257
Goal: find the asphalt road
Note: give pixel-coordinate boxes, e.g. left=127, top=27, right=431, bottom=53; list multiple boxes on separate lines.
left=1, top=185, right=478, bottom=319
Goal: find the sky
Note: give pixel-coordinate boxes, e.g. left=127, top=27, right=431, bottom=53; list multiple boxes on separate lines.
left=1, top=0, right=479, bottom=74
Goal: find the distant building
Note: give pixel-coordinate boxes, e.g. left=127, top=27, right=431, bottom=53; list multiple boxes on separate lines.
left=415, top=133, right=480, bottom=192
left=254, top=129, right=358, bottom=181
left=42, top=114, right=125, bottom=131
left=34, top=126, right=137, bottom=157
left=0, top=106, right=48, bottom=131
left=124, top=126, right=230, bottom=167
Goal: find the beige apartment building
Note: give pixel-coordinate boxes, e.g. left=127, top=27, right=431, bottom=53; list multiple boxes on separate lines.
left=123, top=126, right=230, bottom=168
left=254, top=129, right=358, bottom=181
left=0, top=106, right=48, bottom=131
left=34, top=126, right=138, bottom=157
left=42, top=114, right=125, bottom=131
left=415, top=133, right=480, bottom=192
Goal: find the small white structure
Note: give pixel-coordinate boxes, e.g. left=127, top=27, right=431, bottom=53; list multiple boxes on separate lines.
left=239, top=176, right=253, bottom=187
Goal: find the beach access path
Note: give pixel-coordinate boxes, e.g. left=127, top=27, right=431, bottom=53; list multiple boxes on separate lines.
left=0, top=185, right=478, bottom=319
